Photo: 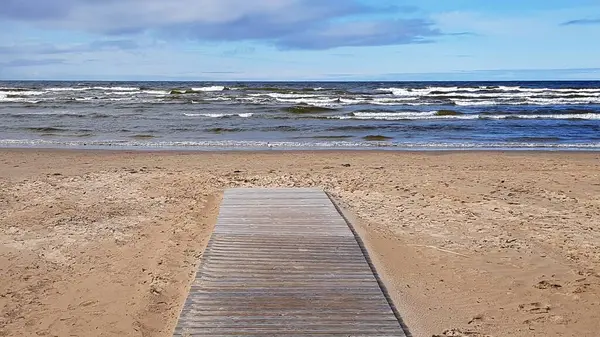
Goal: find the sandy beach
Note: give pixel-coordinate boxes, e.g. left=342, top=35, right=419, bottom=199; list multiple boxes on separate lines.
left=1, top=149, right=599, bottom=337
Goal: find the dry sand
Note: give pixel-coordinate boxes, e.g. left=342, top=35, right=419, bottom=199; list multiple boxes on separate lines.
left=1, top=149, right=599, bottom=337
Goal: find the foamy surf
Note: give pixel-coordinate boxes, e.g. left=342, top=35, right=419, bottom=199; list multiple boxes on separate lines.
left=183, top=113, right=254, bottom=118
left=329, top=112, right=600, bottom=121
left=46, top=87, right=91, bottom=92
left=191, top=86, right=226, bottom=92
left=91, top=86, right=139, bottom=91
left=2, top=138, right=600, bottom=151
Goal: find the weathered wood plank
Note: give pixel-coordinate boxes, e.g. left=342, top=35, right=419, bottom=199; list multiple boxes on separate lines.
left=173, top=188, right=408, bottom=337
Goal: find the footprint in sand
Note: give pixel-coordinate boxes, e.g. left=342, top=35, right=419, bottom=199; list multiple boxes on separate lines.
left=534, top=280, right=562, bottom=290
left=518, top=302, right=551, bottom=314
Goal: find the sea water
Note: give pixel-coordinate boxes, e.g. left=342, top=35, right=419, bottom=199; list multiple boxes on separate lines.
left=1, top=80, right=600, bottom=150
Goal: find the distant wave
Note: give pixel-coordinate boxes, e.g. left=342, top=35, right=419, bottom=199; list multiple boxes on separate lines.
left=141, top=90, right=169, bottom=95
left=46, top=87, right=91, bottom=92
left=377, top=86, right=600, bottom=96
left=191, top=86, right=226, bottom=92
left=329, top=111, right=600, bottom=121
left=373, top=86, right=600, bottom=106
left=242, top=94, right=600, bottom=107
left=0, top=92, right=42, bottom=103
left=1, top=90, right=45, bottom=96
left=3, top=83, right=600, bottom=107
left=452, top=98, right=600, bottom=106
left=91, top=86, right=139, bottom=91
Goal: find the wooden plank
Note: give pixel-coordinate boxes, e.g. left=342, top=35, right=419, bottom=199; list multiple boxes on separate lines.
left=173, top=188, right=408, bottom=337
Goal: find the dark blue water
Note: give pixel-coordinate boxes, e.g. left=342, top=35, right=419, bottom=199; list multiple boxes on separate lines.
left=1, top=81, right=600, bottom=150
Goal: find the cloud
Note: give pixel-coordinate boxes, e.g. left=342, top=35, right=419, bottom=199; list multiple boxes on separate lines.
left=0, top=0, right=440, bottom=50
left=0, top=0, right=72, bottom=20
left=0, top=40, right=140, bottom=56
left=447, top=32, right=478, bottom=37
left=1, top=58, right=65, bottom=67
left=221, top=46, right=256, bottom=57
left=561, top=18, right=600, bottom=26
left=89, top=40, right=140, bottom=50
left=274, top=19, right=439, bottom=50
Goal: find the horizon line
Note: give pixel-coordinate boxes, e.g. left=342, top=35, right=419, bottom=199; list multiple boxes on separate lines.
left=2, top=78, right=600, bottom=82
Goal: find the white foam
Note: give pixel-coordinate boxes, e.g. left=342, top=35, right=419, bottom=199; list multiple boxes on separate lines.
left=203, top=97, right=232, bottom=102
left=485, top=113, right=600, bottom=120
left=330, top=112, right=600, bottom=121
left=385, top=142, right=600, bottom=149
left=331, top=113, right=478, bottom=121
left=377, top=86, right=481, bottom=96
left=338, top=98, right=371, bottom=105
left=107, top=91, right=141, bottom=96
left=260, top=92, right=319, bottom=99
left=526, top=97, right=600, bottom=105
left=328, top=111, right=479, bottom=121
left=246, top=90, right=600, bottom=106
left=92, top=86, right=139, bottom=91
left=237, top=97, right=272, bottom=104
left=0, top=92, right=35, bottom=103
left=47, top=87, right=91, bottom=91
left=107, top=97, right=135, bottom=102
left=192, top=86, right=225, bottom=92
left=371, top=97, right=424, bottom=105
left=283, top=97, right=369, bottom=106
left=377, top=86, right=600, bottom=100
left=183, top=113, right=253, bottom=118
left=141, top=90, right=169, bottom=95
left=453, top=97, right=600, bottom=106
left=353, top=111, right=438, bottom=118
left=274, top=98, right=341, bottom=107
left=376, top=88, right=420, bottom=96
left=496, top=86, right=600, bottom=93
left=411, top=91, right=600, bottom=99
left=0, top=90, right=46, bottom=96
left=452, top=100, right=500, bottom=106
left=248, top=93, right=370, bottom=106
left=2, top=138, right=600, bottom=150
left=0, top=139, right=374, bottom=149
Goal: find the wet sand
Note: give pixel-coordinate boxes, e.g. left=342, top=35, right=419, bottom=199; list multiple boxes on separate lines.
left=1, top=150, right=599, bottom=337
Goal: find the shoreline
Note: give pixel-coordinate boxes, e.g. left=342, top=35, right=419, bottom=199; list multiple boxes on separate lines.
left=2, top=143, right=600, bottom=152
left=1, top=150, right=599, bottom=336
left=3, top=146, right=600, bottom=154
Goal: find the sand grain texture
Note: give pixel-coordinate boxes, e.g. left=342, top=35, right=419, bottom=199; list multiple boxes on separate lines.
left=1, top=150, right=599, bottom=337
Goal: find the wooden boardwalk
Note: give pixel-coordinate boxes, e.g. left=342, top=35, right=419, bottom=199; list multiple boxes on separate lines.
left=173, top=188, right=408, bottom=336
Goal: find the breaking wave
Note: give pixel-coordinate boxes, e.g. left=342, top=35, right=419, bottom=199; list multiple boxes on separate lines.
left=183, top=113, right=254, bottom=118
left=329, top=111, right=600, bottom=121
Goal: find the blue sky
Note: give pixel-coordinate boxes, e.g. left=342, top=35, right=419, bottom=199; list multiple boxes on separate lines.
left=0, top=0, right=599, bottom=81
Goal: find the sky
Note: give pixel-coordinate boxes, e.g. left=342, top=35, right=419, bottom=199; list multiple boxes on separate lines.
left=0, top=0, right=599, bottom=81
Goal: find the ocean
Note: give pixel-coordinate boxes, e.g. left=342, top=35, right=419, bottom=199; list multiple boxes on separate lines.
left=1, top=80, right=600, bottom=150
